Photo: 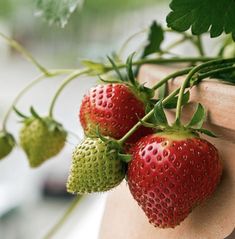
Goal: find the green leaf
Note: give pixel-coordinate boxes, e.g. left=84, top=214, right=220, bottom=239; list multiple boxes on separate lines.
left=143, top=21, right=164, bottom=57
left=167, top=0, right=235, bottom=41
left=36, top=0, right=84, bottom=27
left=196, top=128, right=217, bottom=137
left=186, top=103, right=205, bottom=128
left=210, top=71, right=235, bottom=84
left=164, top=91, right=190, bottom=109
left=154, top=100, right=168, bottom=126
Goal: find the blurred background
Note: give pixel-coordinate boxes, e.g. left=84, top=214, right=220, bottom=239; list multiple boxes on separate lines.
left=0, top=1, right=169, bottom=239
left=0, top=0, right=232, bottom=239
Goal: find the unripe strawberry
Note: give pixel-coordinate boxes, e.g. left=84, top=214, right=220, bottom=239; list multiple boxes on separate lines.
left=20, top=117, right=67, bottom=167
left=67, top=137, right=126, bottom=194
left=0, top=131, right=15, bottom=160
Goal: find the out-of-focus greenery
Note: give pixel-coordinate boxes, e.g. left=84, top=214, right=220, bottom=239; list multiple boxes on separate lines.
left=0, top=0, right=160, bottom=20
left=0, top=0, right=163, bottom=65
left=0, top=1, right=13, bottom=17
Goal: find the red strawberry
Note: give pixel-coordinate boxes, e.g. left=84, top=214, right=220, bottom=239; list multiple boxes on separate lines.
left=80, top=83, right=153, bottom=144
left=127, top=132, right=222, bottom=228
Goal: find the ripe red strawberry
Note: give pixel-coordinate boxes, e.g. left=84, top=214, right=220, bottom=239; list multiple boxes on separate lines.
left=80, top=83, right=153, bottom=144
left=127, top=132, right=222, bottom=228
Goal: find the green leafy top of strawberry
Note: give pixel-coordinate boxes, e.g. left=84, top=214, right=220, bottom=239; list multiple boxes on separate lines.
left=100, top=53, right=155, bottom=105
left=15, top=107, right=67, bottom=167
left=0, top=130, right=15, bottom=160
left=145, top=98, right=216, bottom=139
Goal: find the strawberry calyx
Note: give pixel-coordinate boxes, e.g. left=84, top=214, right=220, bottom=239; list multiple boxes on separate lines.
left=95, top=127, right=131, bottom=163
left=147, top=99, right=216, bottom=138
left=14, top=106, right=67, bottom=135
left=100, top=53, right=155, bottom=105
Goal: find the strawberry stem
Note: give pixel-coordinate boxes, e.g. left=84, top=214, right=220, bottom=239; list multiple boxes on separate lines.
left=195, top=35, right=205, bottom=57
left=1, top=70, right=71, bottom=131
left=118, top=29, right=147, bottom=58
left=46, top=57, right=218, bottom=118
left=151, top=67, right=193, bottom=91
left=42, top=195, right=84, bottom=239
left=175, top=58, right=235, bottom=125
left=118, top=88, right=179, bottom=145
left=1, top=74, right=46, bottom=131
left=196, top=65, right=235, bottom=80
left=111, top=56, right=218, bottom=71
left=48, top=69, right=91, bottom=117
left=0, top=32, right=50, bottom=75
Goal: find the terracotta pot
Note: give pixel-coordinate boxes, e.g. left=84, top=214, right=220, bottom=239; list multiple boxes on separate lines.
left=99, top=65, right=235, bottom=239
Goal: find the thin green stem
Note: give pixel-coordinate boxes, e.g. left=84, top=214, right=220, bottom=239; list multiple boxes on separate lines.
left=118, top=29, right=147, bottom=57
left=175, top=58, right=235, bottom=124
left=195, top=35, right=205, bottom=57
left=1, top=74, right=46, bottom=131
left=118, top=56, right=217, bottom=69
left=118, top=89, right=179, bottom=145
left=46, top=56, right=217, bottom=119
left=49, top=69, right=91, bottom=117
left=162, top=37, right=187, bottom=54
left=43, top=196, right=84, bottom=239
left=197, top=65, right=235, bottom=80
left=1, top=70, right=72, bottom=131
left=0, top=32, right=50, bottom=75
left=151, top=67, right=193, bottom=91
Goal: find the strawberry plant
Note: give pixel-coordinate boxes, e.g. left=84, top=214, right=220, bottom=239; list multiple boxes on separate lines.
left=1, top=0, right=235, bottom=238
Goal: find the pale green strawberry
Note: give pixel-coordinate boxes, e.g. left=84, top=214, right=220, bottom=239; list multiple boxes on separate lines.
left=20, top=117, right=67, bottom=167
left=0, top=131, right=15, bottom=160
left=67, top=137, right=127, bottom=194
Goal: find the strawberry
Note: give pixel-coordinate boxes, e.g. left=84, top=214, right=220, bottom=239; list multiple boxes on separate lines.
left=18, top=108, right=67, bottom=167
left=67, top=137, right=126, bottom=194
left=80, top=83, right=153, bottom=144
left=127, top=131, right=222, bottom=228
left=0, top=131, right=15, bottom=159
left=80, top=54, right=155, bottom=145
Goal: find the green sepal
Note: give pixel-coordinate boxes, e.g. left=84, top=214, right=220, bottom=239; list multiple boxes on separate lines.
left=30, top=106, right=42, bottom=120
left=107, top=56, right=124, bottom=82
left=98, top=76, right=121, bottom=84
left=82, top=60, right=108, bottom=75
left=186, top=103, right=205, bottom=129
left=95, top=125, right=109, bottom=143
left=164, top=91, right=190, bottom=109
left=138, top=84, right=155, bottom=99
left=118, top=153, right=132, bottom=163
left=158, top=83, right=167, bottom=99
left=154, top=100, right=168, bottom=126
left=43, top=117, right=67, bottom=135
left=195, top=128, right=217, bottom=138
left=13, top=106, right=28, bottom=119
left=126, top=52, right=137, bottom=87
